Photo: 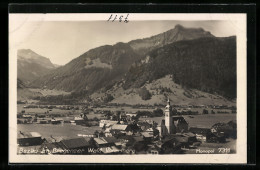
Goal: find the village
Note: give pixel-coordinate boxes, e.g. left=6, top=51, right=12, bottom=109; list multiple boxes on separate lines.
left=17, top=99, right=237, bottom=155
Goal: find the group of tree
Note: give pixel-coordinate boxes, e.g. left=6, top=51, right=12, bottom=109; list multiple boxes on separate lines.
left=136, top=108, right=164, bottom=118
left=138, top=87, right=152, bottom=100
left=102, top=93, right=114, bottom=103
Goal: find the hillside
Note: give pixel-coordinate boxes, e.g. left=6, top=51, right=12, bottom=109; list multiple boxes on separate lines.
left=123, top=36, right=236, bottom=99
left=18, top=49, right=57, bottom=84
left=30, top=43, right=142, bottom=92
left=91, top=75, right=235, bottom=106
left=17, top=79, right=42, bottom=101
left=29, top=25, right=217, bottom=94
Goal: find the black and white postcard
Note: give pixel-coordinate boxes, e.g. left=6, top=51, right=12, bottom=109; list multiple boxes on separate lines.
left=9, top=13, right=247, bottom=163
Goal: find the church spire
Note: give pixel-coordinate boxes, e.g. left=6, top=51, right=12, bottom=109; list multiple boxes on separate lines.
left=165, top=97, right=173, bottom=134
left=165, top=97, right=172, bottom=110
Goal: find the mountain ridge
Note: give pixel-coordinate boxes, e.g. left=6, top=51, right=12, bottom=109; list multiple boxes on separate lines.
left=128, top=24, right=214, bottom=55
left=27, top=25, right=236, bottom=101
left=17, top=49, right=57, bottom=84
left=123, top=36, right=236, bottom=99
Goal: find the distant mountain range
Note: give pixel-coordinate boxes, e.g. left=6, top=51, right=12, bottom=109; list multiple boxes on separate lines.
left=18, top=24, right=237, bottom=104
left=17, top=49, right=58, bottom=85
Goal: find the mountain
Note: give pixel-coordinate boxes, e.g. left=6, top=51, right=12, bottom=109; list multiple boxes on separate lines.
left=17, top=78, right=42, bottom=101
left=17, top=49, right=56, bottom=84
left=29, top=25, right=216, bottom=94
left=30, top=43, right=142, bottom=92
left=129, top=24, right=214, bottom=55
left=123, top=36, right=237, bottom=99
left=53, top=64, right=62, bottom=68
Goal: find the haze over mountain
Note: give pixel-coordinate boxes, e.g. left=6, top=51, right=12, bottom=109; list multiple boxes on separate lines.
left=18, top=49, right=58, bottom=84
left=27, top=24, right=236, bottom=104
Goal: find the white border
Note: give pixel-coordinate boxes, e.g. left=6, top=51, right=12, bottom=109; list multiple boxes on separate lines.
left=9, top=13, right=247, bottom=163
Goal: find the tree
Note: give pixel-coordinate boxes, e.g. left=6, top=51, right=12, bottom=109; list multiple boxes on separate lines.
left=103, top=94, right=114, bottom=103
left=202, top=109, right=208, bottom=114
left=152, top=108, right=164, bottom=117
left=116, top=111, right=121, bottom=121
left=83, top=113, right=88, bottom=121
left=138, top=87, right=152, bottom=100
left=93, top=117, right=99, bottom=121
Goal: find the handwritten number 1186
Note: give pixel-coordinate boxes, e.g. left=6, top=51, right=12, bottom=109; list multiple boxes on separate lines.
left=108, top=14, right=129, bottom=23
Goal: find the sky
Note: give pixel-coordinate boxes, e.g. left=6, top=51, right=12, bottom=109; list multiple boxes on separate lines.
left=10, top=20, right=238, bottom=65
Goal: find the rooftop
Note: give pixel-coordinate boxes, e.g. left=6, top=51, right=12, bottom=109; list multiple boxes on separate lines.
left=60, top=138, right=91, bottom=149
left=94, top=137, right=119, bottom=144
left=18, top=131, right=41, bottom=139
left=111, top=124, right=128, bottom=131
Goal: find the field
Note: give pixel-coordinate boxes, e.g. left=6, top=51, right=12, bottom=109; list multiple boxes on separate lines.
left=17, top=104, right=155, bottom=117
left=140, top=114, right=236, bottom=128
left=29, top=88, right=70, bottom=96
left=18, top=124, right=102, bottom=141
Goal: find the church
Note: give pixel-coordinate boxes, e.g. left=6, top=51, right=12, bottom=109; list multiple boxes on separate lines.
left=157, top=98, right=189, bottom=136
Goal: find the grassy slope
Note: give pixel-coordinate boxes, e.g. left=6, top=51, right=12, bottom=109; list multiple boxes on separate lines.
left=91, top=75, right=235, bottom=106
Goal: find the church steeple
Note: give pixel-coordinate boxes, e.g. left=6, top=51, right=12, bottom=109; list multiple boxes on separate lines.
left=165, top=97, right=173, bottom=134
left=165, top=97, right=172, bottom=110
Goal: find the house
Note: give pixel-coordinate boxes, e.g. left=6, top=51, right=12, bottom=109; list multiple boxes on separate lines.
left=126, top=113, right=137, bottom=118
left=189, top=127, right=212, bottom=142
left=181, top=132, right=197, bottom=144
left=157, top=136, right=182, bottom=154
left=146, top=144, right=161, bottom=154
left=141, top=132, right=153, bottom=142
left=144, top=127, right=159, bottom=139
left=109, top=124, right=134, bottom=135
left=137, top=121, right=152, bottom=131
left=93, top=137, right=118, bottom=148
left=111, top=124, right=130, bottom=131
left=99, top=120, right=118, bottom=127
left=206, top=132, right=226, bottom=143
left=59, top=137, right=94, bottom=154
left=211, top=122, right=234, bottom=138
left=117, top=135, right=135, bottom=147
left=99, top=146, right=121, bottom=154
left=93, top=137, right=123, bottom=154
left=22, top=114, right=33, bottom=119
left=74, top=117, right=85, bottom=125
left=40, top=142, right=64, bottom=154
left=132, top=135, right=147, bottom=153
left=104, top=128, right=113, bottom=137
left=51, top=118, right=63, bottom=124
left=170, top=134, right=190, bottom=149
left=126, top=113, right=137, bottom=121
left=18, top=131, right=43, bottom=146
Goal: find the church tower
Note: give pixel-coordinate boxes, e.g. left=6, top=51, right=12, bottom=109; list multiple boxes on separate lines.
left=165, top=98, right=173, bottom=134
